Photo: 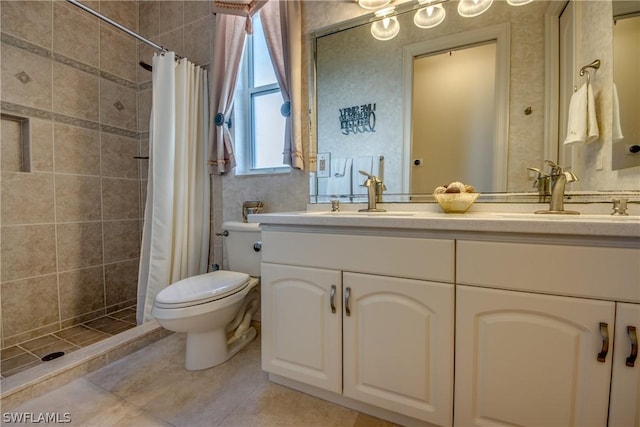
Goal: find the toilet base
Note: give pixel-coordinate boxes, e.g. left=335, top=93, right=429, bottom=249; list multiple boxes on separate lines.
left=185, top=326, right=257, bottom=370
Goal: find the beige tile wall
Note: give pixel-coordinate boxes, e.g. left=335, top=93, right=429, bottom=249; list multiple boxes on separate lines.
left=1, top=0, right=312, bottom=350
left=0, top=0, right=147, bottom=348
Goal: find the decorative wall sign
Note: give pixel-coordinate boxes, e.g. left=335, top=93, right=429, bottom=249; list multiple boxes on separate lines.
left=339, top=103, right=376, bottom=135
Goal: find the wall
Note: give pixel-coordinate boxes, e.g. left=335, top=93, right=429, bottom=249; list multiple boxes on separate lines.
left=0, top=0, right=143, bottom=347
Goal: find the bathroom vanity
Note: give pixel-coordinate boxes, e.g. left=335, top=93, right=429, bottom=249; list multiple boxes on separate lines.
left=251, top=208, right=640, bottom=427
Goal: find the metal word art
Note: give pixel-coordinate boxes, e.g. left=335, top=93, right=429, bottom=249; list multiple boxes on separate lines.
left=339, top=103, right=376, bottom=135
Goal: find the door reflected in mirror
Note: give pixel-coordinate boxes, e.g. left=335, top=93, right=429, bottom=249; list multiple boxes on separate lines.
left=612, top=13, right=640, bottom=170
left=411, top=42, right=497, bottom=193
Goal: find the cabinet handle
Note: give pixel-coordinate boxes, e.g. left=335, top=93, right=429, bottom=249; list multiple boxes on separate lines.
left=626, top=326, right=638, bottom=367
left=345, top=287, right=351, bottom=317
left=597, top=322, right=609, bottom=363
left=330, top=285, right=336, bottom=314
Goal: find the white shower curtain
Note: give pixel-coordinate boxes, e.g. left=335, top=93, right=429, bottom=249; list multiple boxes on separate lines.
left=137, top=52, right=211, bottom=324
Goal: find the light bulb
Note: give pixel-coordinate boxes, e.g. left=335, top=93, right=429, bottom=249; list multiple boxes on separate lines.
left=414, top=3, right=446, bottom=29
left=506, top=0, right=533, bottom=5
left=457, top=0, right=493, bottom=17
left=358, top=0, right=392, bottom=10
left=371, top=7, right=400, bottom=40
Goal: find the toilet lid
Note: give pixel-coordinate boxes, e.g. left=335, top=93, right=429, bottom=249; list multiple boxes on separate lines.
left=155, top=271, right=250, bottom=308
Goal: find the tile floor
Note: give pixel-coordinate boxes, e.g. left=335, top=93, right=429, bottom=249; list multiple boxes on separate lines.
left=5, top=333, right=399, bottom=427
left=1, top=308, right=137, bottom=379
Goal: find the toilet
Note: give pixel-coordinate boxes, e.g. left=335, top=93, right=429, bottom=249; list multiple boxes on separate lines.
left=151, top=221, right=261, bottom=371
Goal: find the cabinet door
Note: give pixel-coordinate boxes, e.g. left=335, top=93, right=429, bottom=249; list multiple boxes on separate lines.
left=261, top=263, right=342, bottom=393
left=609, top=303, right=640, bottom=427
left=343, top=272, right=454, bottom=426
left=455, top=285, right=615, bottom=427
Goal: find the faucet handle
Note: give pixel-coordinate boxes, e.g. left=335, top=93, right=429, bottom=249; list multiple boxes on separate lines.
left=612, top=198, right=629, bottom=216
left=544, top=160, right=563, bottom=176
left=359, top=170, right=377, bottom=181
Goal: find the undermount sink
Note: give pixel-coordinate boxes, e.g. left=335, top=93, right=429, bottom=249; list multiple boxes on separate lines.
left=301, top=211, right=416, bottom=217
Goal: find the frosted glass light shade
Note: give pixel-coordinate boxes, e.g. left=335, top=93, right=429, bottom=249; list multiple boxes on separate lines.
left=457, top=0, right=493, bottom=17
left=371, top=7, right=400, bottom=41
left=414, top=4, right=446, bottom=29
left=358, top=0, right=392, bottom=9
left=506, top=0, right=533, bottom=5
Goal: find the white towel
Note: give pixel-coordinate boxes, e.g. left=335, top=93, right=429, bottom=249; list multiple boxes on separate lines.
left=612, top=83, right=624, bottom=143
left=332, top=157, right=347, bottom=177
left=564, top=82, right=599, bottom=145
left=324, top=158, right=352, bottom=196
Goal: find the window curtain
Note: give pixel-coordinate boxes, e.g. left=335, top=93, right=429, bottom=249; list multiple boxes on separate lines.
left=138, top=52, right=211, bottom=323
left=208, top=0, right=268, bottom=175
left=208, top=13, right=249, bottom=174
left=260, top=0, right=304, bottom=169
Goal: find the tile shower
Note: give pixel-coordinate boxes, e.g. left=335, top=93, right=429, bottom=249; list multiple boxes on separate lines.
left=0, top=0, right=214, bottom=377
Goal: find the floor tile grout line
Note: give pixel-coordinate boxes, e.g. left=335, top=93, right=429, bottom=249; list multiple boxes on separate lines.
left=2, top=310, right=137, bottom=378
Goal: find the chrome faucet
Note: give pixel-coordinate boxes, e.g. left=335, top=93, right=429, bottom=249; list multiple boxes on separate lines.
left=358, top=170, right=386, bottom=212
left=535, top=160, right=579, bottom=214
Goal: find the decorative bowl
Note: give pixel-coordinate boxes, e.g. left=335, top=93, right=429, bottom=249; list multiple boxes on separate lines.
left=434, top=192, right=479, bottom=213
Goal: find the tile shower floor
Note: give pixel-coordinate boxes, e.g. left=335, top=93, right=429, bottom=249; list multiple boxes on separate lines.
left=0, top=308, right=137, bottom=379
left=7, top=333, right=399, bottom=427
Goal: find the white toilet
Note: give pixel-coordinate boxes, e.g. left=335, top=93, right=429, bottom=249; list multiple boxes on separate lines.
left=151, top=221, right=261, bottom=371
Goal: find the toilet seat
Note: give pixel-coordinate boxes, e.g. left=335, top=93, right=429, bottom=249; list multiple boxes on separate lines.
left=154, top=271, right=250, bottom=309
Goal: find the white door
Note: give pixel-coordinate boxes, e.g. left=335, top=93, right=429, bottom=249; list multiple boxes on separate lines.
left=343, top=272, right=454, bottom=426
left=609, top=302, right=640, bottom=427
left=261, top=263, right=342, bottom=393
left=455, top=285, right=615, bottom=427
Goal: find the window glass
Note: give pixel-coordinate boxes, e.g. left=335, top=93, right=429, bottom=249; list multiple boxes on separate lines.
left=233, top=13, right=289, bottom=174
left=253, top=90, right=286, bottom=169
left=252, top=17, right=278, bottom=88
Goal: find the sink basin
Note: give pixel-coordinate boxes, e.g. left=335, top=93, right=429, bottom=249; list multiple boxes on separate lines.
left=301, top=211, right=416, bottom=217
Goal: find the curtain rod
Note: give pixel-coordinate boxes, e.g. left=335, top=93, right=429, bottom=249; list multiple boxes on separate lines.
left=66, top=0, right=166, bottom=53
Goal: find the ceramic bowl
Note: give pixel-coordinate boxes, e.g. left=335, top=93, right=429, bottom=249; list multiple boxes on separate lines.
left=434, top=192, right=479, bottom=213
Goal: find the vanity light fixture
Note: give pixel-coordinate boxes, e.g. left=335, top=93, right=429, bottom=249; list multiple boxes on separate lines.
left=414, top=1, right=446, bottom=29
left=371, top=6, right=400, bottom=40
left=506, top=0, right=533, bottom=5
left=358, top=0, right=392, bottom=10
left=457, top=0, right=493, bottom=17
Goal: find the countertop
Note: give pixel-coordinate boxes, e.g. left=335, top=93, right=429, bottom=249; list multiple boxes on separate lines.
left=248, top=203, right=640, bottom=240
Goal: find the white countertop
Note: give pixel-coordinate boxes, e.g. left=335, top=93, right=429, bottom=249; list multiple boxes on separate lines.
left=249, top=203, right=640, bottom=239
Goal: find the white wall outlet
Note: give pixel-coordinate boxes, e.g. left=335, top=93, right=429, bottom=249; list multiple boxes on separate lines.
left=317, top=153, right=331, bottom=178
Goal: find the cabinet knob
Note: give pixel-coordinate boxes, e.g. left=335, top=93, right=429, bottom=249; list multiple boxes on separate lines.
left=345, top=287, right=351, bottom=317
left=626, top=326, right=638, bottom=367
left=597, top=322, right=609, bottom=363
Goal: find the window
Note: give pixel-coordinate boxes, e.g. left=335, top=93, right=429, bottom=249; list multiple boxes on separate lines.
left=234, top=14, right=289, bottom=175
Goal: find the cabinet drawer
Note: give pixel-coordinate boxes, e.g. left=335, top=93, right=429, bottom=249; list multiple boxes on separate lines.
left=457, top=240, right=640, bottom=302
left=262, top=230, right=454, bottom=282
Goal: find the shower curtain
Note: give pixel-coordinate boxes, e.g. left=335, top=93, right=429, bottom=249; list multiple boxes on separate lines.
left=137, top=52, right=211, bottom=324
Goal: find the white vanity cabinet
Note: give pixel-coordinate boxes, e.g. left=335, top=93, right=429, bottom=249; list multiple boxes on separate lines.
left=455, top=285, right=615, bottom=426
left=609, top=303, right=640, bottom=427
left=456, top=240, right=640, bottom=427
left=342, top=272, right=454, bottom=426
left=260, top=229, right=455, bottom=426
left=260, top=263, right=342, bottom=393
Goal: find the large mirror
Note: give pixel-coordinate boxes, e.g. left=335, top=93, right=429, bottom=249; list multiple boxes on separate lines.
left=308, top=0, right=640, bottom=203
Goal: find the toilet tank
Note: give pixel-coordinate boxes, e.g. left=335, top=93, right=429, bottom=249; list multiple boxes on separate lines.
left=222, top=221, right=262, bottom=277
